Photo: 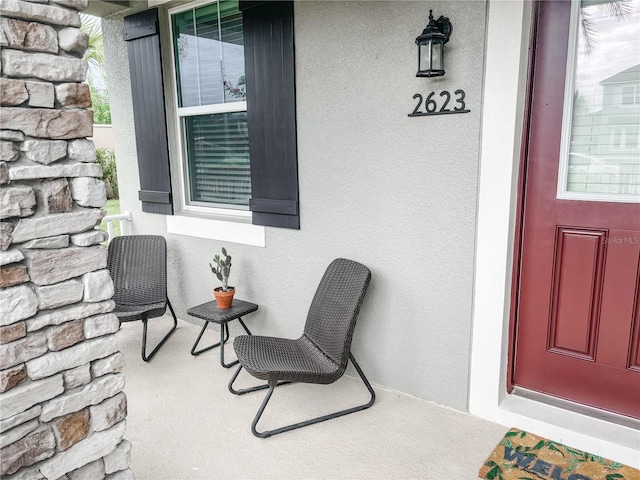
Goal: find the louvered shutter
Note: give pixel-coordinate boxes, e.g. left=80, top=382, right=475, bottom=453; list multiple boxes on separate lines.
left=241, top=1, right=300, bottom=229
left=124, top=8, right=173, bottom=215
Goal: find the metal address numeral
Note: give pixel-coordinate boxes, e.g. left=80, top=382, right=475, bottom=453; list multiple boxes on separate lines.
left=453, top=89, right=466, bottom=111
left=409, top=89, right=470, bottom=117
left=425, top=92, right=437, bottom=113
left=411, top=94, right=423, bottom=116
left=439, top=91, right=451, bottom=112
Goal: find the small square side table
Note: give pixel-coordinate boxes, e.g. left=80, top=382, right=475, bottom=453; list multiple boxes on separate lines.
left=187, top=299, right=258, bottom=368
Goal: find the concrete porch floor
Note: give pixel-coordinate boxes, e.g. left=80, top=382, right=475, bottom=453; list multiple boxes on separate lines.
left=117, top=317, right=508, bottom=480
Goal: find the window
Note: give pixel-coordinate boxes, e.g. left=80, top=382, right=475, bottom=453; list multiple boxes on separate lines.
left=170, top=0, right=250, bottom=212
left=125, top=2, right=299, bottom=230
left=621, top=85, right=639, bottom=106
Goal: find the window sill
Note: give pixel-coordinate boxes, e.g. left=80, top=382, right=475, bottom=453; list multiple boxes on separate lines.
left=166, top=213, right=265, bottom=247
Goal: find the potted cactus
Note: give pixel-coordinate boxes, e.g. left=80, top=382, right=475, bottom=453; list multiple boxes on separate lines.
left=210, top=247, right=234, bottom=309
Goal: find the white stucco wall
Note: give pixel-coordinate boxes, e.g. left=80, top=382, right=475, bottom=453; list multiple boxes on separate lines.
left=103, top=0, right=487, bottom=412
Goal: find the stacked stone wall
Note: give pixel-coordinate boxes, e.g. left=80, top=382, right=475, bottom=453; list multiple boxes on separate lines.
left=0, top=1, right=132, bottom=478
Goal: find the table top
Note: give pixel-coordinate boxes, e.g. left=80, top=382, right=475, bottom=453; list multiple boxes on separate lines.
left=187, top=299, right=258, bottom=324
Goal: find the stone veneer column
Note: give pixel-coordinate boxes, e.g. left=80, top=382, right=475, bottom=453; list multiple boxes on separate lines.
left=0, top=1, right=132, bottom=478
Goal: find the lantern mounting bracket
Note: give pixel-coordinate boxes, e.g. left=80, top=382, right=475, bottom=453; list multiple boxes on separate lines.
left=416, top=10, right=452, bottom=44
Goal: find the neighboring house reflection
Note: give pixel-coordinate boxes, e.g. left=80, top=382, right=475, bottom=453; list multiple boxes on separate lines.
left=569, top=63, right=640, bottom=195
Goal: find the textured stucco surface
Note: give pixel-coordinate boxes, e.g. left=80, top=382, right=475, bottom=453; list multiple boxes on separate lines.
left=103, top=1, right=487, bottom=412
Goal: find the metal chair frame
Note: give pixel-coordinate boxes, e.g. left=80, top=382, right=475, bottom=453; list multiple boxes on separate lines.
left=228, top=353, right=375, bottom=438
left=139, top=303, right=177, bottom=362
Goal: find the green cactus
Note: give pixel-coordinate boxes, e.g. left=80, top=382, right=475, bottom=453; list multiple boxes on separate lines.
left=210, top=247, right=232, bottom=291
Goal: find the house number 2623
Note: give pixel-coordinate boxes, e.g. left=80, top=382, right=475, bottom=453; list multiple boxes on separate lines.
left=408, top=89, right=470, bottom=117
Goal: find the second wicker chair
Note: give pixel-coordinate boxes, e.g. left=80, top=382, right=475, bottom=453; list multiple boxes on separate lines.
left=107, top=235, right=177, bottom=362
left=228, top=258, right=375, bottom=438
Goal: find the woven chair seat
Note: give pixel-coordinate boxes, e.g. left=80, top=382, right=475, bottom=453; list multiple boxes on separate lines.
left=234, top=335, right=342, bottom=384
left=113, top=302, right=167, bottom=323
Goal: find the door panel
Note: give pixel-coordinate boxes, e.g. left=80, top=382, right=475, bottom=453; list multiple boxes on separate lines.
left=513, top=0, right=640, bottom=418
left=548, top=228, right=606, bottom=360
left=597, top=233, right=640, bottom=368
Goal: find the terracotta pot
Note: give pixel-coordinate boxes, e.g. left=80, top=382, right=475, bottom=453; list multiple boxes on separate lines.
left=213, top=287, right=235, bottom=310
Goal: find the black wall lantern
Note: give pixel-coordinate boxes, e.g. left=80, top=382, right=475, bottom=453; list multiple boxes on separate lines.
left=415, top=10, right=452, bottom=77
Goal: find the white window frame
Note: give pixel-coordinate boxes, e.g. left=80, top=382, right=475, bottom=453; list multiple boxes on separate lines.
left=556, top=0, right=640, bottom=204
left=168, top=0, right=252, bottom=218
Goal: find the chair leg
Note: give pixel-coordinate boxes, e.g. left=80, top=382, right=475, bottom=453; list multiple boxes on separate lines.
left=140, top=300, right=178, bottom=362
left=228, top=365, right=292, bottom=395
left=250, top=353, right=376, bottom=438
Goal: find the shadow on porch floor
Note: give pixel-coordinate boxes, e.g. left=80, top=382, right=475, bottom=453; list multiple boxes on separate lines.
left=117, top=318, right=507, bottom=480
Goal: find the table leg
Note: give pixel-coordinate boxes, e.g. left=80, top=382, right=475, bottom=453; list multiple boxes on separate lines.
left=191, top=321, right=230, bottom=356
left=219, top=317, right=252, bottom=368
left=238, top=317, right=252, bottom=335
left=219, top=323, right=239, bottom=368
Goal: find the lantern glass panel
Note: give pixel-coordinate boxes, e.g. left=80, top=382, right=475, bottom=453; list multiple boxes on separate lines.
left=418, top=40, right=432, bottom=73
left=431, top=40, right=443, bottom=72
left=417, top=38, right=445, bottom=76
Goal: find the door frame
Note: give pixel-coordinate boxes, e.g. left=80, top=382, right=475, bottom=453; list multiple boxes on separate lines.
left=468, top=0, right=639, bottom=467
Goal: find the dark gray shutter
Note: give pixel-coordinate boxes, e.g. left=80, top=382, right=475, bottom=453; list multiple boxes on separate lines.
left=124, top=8, right=173, bottom=215
left=241, top=1, right=299, bottom=229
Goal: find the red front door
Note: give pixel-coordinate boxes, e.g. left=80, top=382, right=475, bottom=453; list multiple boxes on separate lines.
left=513, top=0, right=640, bottom=418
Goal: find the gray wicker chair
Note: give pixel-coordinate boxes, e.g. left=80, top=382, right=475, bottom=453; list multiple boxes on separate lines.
left=107, top=235, right=177, bottom=362
left=228, top=258, right=375, bottom=438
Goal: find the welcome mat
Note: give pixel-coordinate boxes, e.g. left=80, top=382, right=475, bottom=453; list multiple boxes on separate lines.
left=479, top=428, right=640, bottom=480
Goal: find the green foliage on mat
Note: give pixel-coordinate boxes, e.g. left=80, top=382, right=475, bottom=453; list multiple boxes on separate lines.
left=481, top=429, right=630, bottom=480
left=96, top=148, right=118, bottom=199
